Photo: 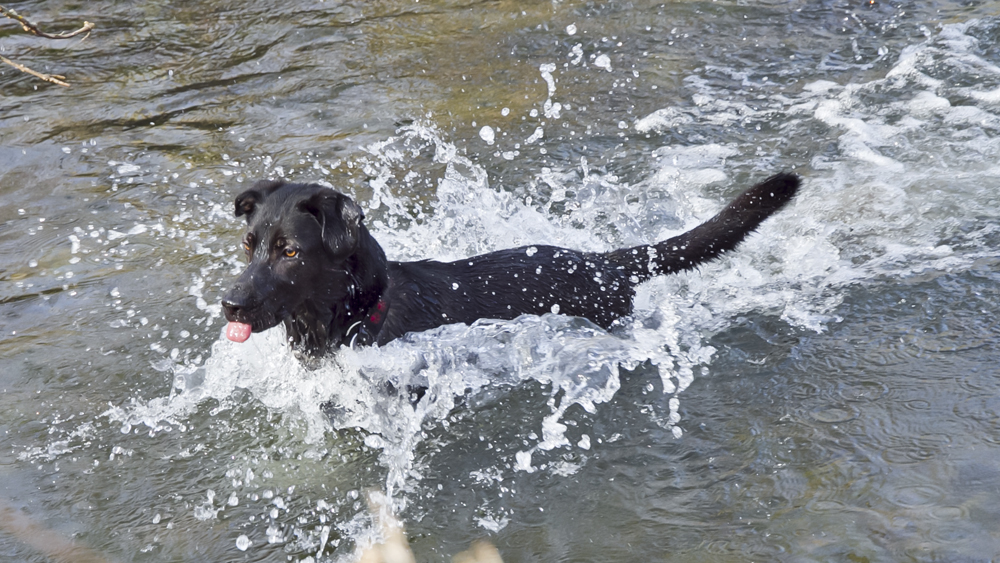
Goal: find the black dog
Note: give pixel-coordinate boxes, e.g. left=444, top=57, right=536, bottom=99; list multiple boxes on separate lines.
left=222, top=174, right=800, bottom=357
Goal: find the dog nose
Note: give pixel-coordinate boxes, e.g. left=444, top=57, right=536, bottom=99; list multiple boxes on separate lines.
left=222, top=298, right=243, bottom=321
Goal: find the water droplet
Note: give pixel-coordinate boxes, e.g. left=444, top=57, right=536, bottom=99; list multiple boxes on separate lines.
left=514, top=450, right=535, bottom=472
left=479, top=126, right=496, bottom=145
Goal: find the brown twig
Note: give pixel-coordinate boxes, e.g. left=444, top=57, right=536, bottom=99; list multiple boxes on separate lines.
left=0, top=5, right=93, bottom=86
left=0, top=54, right=69, bottom=86
left=0, top=5, right=94, bottom=40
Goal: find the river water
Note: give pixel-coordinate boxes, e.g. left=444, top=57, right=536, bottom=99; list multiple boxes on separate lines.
left=3, top=1, right=1000, bottom=561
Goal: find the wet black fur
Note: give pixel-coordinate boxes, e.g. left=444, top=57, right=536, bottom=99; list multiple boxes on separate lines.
left=222, top=174, right=800, bottom=357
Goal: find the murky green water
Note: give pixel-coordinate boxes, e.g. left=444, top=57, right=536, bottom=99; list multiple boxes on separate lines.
left=3, top=1, right=1000, bottom=561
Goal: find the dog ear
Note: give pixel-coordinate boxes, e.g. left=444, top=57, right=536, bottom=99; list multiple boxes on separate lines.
left=234, top=180, right=286, bottom=221
left=297, top=190, right=365, bottom=254
left=234, top=190, right=261, bottom=220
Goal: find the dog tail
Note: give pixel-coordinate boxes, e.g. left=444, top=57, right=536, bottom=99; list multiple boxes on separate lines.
left=607, top=173, right=800, bottom=284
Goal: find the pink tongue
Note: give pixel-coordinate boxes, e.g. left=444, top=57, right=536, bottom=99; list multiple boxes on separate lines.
left=226, top=321, right=253, bottom=343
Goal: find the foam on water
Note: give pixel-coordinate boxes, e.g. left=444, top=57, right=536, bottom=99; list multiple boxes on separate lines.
left=638, top=19, right=1000, bottom=323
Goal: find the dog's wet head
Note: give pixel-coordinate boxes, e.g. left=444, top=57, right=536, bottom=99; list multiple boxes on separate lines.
left=221, top=180, right=367, bottom=344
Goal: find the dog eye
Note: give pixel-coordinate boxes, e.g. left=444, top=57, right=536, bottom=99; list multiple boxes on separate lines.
left=242, top=242, right=251, bottom=253
left=284, top=248, right=298, bottom=258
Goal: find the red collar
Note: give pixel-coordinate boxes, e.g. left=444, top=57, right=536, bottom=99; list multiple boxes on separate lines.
left=368, top=299, right=387, bottom=325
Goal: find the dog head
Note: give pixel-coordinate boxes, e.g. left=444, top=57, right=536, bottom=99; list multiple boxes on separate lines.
left=221, top=180, right=375, bottom=346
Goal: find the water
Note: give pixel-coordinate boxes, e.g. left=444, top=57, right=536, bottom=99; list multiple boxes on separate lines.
left=3, top=1, right=1000, bottom=561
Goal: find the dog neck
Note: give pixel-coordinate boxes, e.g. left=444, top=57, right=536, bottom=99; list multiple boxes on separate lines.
left=284, top=226, right=389, bottom=357
left=343, top=298, right=388, bottom=348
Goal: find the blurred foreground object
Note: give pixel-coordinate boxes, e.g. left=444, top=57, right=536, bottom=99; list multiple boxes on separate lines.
left=0, top=498, right=118, bottom=563
left=358, top=492, right=502, bottom=563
